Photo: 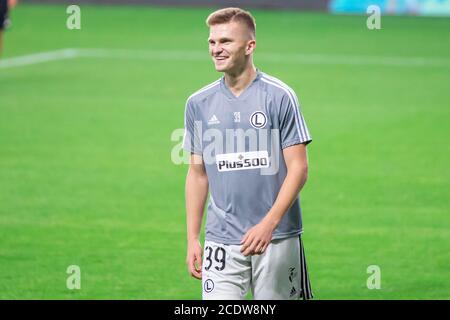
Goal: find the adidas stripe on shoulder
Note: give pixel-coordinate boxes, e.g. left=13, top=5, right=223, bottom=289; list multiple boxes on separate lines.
left=260, top=75, right=311, bottom=142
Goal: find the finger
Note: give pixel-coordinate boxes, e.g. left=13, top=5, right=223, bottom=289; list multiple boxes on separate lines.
left=189, top=263, right=202, bottom=279
left=188, top=256, right=202, bottom=279
left=253, top=245, right=262, bottom=255
left=243, top=239, right=260, bottom=256
left=240, top=231, right=250, bottom=245
left=190, top=268, right=202, bottom=279
left=250, top=239, right=263, bottom=255
left=254, top=241, right=265, bottom=255
left=240, top=235, right=254, bottom=253
left=195, top=252, right=203, bottom=271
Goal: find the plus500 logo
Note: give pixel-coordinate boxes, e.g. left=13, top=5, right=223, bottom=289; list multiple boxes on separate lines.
left=216, top=151, right=269, bottom=172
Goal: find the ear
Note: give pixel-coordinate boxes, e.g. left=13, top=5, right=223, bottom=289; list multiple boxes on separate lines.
left=245, top=39, right=256, bottom=55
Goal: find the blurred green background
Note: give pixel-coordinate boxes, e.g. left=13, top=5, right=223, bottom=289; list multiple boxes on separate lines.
left=0, top=4, right=449, bottom=299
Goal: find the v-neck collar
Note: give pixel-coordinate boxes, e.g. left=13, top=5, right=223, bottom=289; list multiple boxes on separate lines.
left=220, top=68, right=262, bottom=100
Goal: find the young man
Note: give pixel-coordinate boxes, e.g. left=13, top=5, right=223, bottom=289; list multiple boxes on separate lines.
left=183, top=7, right=313, bottom=300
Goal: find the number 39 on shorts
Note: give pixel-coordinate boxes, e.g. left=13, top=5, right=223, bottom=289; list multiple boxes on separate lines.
left=204, top=245, right=226, bottom=271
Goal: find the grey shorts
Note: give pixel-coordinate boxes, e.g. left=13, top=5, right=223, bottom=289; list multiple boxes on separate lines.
left=202, top=235, right=313, bottom=300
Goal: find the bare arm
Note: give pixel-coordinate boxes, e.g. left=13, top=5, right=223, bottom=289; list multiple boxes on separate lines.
left=185, top=154, right=209, bottom=279
left=264, top=143, right=309, bottom=228
left=240, top=143, right=309, bottom=256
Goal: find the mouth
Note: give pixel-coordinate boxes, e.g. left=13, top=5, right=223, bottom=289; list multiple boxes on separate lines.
left=214, top=56, right=229, bottom=62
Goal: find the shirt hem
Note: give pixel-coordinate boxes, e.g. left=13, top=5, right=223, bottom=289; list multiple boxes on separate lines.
left=282, top=139, right=312, bottom=149
left=182, top=146, right=202, bottom=155
left=205, top=229, right=303, bottom=245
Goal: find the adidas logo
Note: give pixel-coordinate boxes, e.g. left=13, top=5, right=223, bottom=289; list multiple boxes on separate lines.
left=289, top=267, right=297, bottom=283
left=290, top=286, right=297, bottom=298
left=208, top=114, right=220, bottom=125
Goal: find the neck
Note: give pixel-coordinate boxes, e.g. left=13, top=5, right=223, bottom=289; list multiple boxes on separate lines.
left=224, top=62, right=257, bottom=94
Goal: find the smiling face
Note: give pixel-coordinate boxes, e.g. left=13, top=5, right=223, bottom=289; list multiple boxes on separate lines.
left=208, top=21, right=256, bottom=73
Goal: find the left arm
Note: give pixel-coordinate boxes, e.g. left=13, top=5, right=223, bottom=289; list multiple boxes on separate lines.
left=240, top=143, right=309, bottom=256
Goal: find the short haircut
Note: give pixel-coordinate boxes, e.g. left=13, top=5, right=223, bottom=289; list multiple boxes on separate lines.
left=206, top=7, right=256, bottom=38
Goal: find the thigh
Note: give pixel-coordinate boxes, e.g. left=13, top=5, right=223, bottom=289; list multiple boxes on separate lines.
left=202, top=240, right=251, bottom=300
left=251, top=236, right=310, bottom=300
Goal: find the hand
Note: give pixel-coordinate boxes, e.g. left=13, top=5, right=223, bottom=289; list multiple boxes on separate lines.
left=186, top=239, right=203, bottom=280
left=240, top=219, right=276, bottom=256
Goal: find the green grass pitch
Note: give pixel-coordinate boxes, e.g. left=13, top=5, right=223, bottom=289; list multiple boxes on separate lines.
left=0, top=4, right=449, bottom=299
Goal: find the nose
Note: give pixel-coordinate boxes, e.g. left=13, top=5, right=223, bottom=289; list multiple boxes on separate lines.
left=211, top=43, right=223, bottom=55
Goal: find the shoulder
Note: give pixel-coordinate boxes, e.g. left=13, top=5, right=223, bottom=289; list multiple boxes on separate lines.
left=259, top=72, right=299, bottom=105
left=186, top=78, right=221, bottom=107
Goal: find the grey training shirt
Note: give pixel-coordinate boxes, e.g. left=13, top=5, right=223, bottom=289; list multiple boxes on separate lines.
left=183, top=69, right=312, bottom=245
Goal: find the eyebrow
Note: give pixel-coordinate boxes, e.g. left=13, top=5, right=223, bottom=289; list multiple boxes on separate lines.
left=208, top=37, right=233, bottom=43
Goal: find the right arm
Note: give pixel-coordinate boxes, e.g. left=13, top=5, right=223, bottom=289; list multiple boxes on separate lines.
left=185, top=153, right=209, bottom=279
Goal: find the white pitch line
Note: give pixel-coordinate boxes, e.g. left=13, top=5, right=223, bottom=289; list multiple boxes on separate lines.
left=0, top=48, right=79, bottom=69
left=75, top=48, right=207, bottom=60
left=75, top=48, right=450, bottom=67
left=1, top=48, right=450, bottom=70
left=258, top=52, right=450, bottom=67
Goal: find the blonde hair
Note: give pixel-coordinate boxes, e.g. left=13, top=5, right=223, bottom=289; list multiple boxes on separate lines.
left=206, top=7, right=256, bottom=38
